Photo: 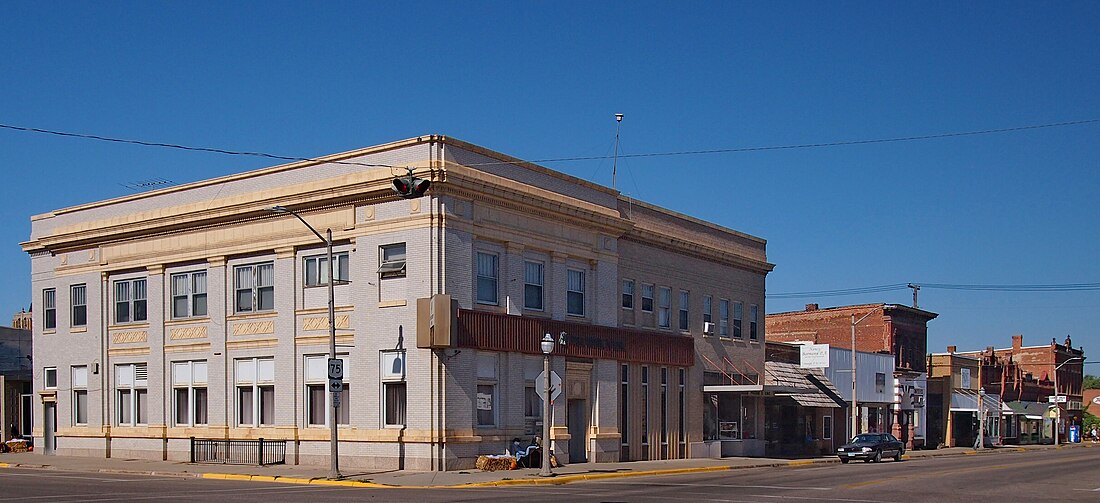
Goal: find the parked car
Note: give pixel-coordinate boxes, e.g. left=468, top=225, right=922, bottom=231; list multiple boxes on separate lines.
left=836, top=433, right=905, bottom=463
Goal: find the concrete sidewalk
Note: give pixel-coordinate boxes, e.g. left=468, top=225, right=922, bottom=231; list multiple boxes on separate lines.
left=0, top=443, right=1087, bottom=488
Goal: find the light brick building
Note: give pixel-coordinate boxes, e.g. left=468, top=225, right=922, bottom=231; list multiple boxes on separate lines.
left=23, top=136, right=772, bottom=469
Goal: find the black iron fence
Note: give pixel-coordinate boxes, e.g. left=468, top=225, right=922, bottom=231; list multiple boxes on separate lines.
left=189, top=437, right=286, bottom=465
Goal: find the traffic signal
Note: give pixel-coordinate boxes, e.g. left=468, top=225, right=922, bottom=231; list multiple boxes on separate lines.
left=391, top=170, right=431, bottom=199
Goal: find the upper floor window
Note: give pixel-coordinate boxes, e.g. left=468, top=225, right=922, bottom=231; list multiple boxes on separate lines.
left=378, top=243, right=407, bottom=278
left=304, top=252, right=349, bottom=287
left=524, top=261, right=544, bottom=311
left=43, top=288, right=56, bottom=330
left=641, top=284, right=655, bottom=312
left=622, top=279, right=635, bottom=309
left=657, top=287, right=671, bottom=328
left=171, top=271, right=208, bottom=319
left=719, top=299, right=730, bottom=338
left=476, top=252, right=499, bottom=305
left=44, top=367, right=57, bottom=389
left=114, top=278, right=147, bottom=324
left=234, top=263, right=274, bottom=313
left=678, top=290, right=690, bottom=331
left=567, top=269, right=585, bottom=316
left=750, top=305, right=759, bottom=341
left=733, top=302, right=743, bottom=338
left=71, top=284, right=87, bottom=327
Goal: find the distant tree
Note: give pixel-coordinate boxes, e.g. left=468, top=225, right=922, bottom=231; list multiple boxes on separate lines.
left=1085, top=374, right=1100, bottom=390
left=1084, top=412, right=1100, bottom=435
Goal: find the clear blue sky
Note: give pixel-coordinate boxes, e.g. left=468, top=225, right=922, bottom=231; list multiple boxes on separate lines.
left=2, top=2, right=1098, bottom=361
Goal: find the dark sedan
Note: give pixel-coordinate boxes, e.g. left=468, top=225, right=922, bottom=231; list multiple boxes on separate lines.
left=836, top=433, right=905, bottom=463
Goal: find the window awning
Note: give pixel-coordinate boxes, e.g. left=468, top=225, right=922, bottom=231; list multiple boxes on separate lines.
left=949, top=389, right=1001, bottom=412
left=1003, top=400, right=1050, bottom=420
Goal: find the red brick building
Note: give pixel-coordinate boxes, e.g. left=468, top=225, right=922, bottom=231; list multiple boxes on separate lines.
left=766, top=303, right=938, bottom=448
left=955, top=335, right=1086, bottom=443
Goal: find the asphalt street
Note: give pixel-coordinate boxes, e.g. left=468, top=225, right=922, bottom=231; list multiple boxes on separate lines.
left=1, top=448, right=1096, bottom=502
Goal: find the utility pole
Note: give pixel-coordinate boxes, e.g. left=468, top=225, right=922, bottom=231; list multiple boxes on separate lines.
left=850, top=309, right=877, bottom=439
left=907, top=283, right=920, bottom=309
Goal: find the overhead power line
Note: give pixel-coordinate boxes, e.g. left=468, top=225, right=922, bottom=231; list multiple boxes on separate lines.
left=2, top=118, right=1098, bottom=170
left=0, top=123, right=395, bottom=169
left=766, top=282, right=1100, bottom=299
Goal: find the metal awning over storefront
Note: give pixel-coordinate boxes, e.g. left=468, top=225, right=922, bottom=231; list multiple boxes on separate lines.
left=949, top=389, right=1001, bottom=412
left=763, top=361, right=846, bottom=408
left=1003, top=400, right=1049, bottom=421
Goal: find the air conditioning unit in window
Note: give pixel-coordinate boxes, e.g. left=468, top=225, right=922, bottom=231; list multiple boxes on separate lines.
left=703, top=322, right=715, bottom=335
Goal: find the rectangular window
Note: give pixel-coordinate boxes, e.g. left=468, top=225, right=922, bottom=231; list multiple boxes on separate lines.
left=476, top=353, right=497, bottom=427
left=876, top=373, right=887, bottom=394
left=234, top=263, right=274, bottom=313
left=72, top=366, right=88, bottom=425
left=116, top=363, right=148, bottom=425
left=304, top=252, right=350, bottom=287
left=658, top=287, right=671, bottom=328
left=823, top=415, right=833, bottom=440
left=71, top=284, right=87, bottom=327
left=305, top=355, right=349, bottom=426
left=733, top=302, right=743, bottom=339
left=702, top=295, right=712, bottom=324
left=172, top=361, right=208, bottom=426
left=476, top=252, right=499, bottom=305
left=236, top=357, right=275, bottom=426
left=750, top=305, right=758, bottom=341
left=719, top=299, right=730, bottom=338
left=567, top=269, right=585, bottom=316
left=378, top=243, right=407, bottom=278
left=660, top=367, right=668, bottom=446
left=379, top=350, right=406, bottom=426
left=114, top=278, right=147, bottom=324
left=641, top=284, right=654, bottom=312
left=524, top=261, right=544, bottom=311
left=622, top=280, right=635, bottom=309
left=620, top=364, right=629, bottom=450
left=678, top=368, right=686, bottom=455
left=43, top=289, right=56, bottom=330
left=641, top=366, right=649, bottom=446
left=172, top=271, right=208, bottom=319
left=44, top=367, right=57, bottom=388
left=678, top=291, right=690, bottom=331
left=384, top=382, right=406, bottom=426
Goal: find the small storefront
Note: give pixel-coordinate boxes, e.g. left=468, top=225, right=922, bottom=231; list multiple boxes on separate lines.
left=1003, top=401, right=1052, bottom=445
left=761, top=362, right=845, bottom=457
left=948, top=389, right=1002, bottom=447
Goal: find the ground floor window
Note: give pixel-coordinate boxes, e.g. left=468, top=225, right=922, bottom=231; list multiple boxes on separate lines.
left=382, top=350, right=406, bottom=427
left=823, top=415, right=832, bottom=439
left=236, top=357, right=275, bottom=426
left=305, top=355, right=349, bottom=426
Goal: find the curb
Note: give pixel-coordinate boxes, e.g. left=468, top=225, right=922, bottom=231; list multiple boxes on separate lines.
left=0, top=444, right=1084, bottom=489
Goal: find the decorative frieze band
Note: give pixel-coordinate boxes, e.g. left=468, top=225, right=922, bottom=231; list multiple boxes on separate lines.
left=112, top=331, right=148, bottom=344
left=232, top=321, right=275, bottom=336
left=302, top=315, right=350, bottom=331
left=170, top=326, right=208, bottom=340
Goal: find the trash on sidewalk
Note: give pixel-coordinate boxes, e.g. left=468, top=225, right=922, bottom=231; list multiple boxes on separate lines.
left=2, top=439, right=31, bottom=453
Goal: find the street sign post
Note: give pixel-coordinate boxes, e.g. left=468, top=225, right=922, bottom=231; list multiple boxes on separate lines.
left=535, top=370, right=562, bottom=402
left=328, top=358, right=344, bottom=393
left=1048, top=395, right=1067, bottom=403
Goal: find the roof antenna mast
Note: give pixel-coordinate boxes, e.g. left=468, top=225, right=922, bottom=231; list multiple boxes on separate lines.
left=612, top=113, right=624, bottom=190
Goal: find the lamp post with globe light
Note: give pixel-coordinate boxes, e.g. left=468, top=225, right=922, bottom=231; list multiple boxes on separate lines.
left=540, top=333, right=555, bottom=477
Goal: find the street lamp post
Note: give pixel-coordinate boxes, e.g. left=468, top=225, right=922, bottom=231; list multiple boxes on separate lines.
left=540, top=333, right=555, bottom=477
left=1053, top=356, right=1084, bottom=446
left=850, top=310, right=876, bottom=439
left=269, top=205, right=341, bottom=479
